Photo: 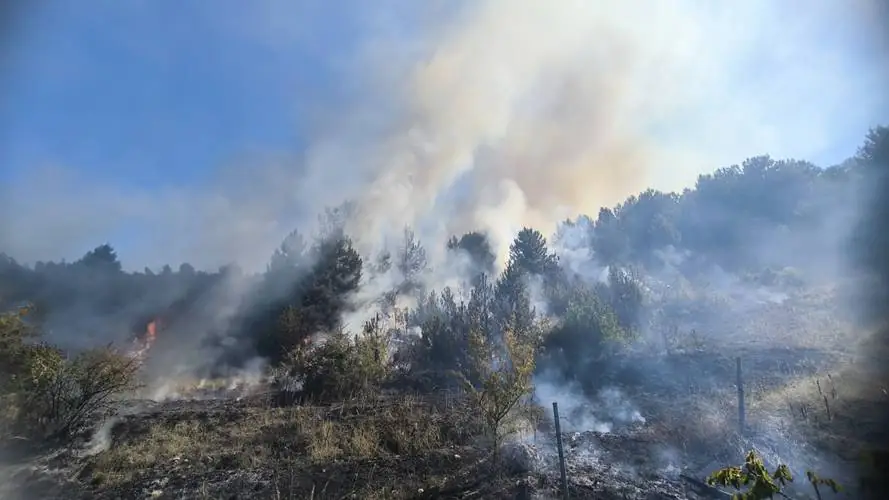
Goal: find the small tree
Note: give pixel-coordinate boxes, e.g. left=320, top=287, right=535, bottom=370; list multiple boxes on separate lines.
left=508, top=228, right=559, bottom=278
left=351, top=315, right=393, bottom=391
left=707, top=450, right=841, bottom=500
left=461, top=314, right=539, bottom=458
left=396, top=226, right=428, bottom=296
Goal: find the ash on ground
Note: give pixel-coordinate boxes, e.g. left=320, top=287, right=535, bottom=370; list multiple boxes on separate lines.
left=504, top=425, right=732, bottom=500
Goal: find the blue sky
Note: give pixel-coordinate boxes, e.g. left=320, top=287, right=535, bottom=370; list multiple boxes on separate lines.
left=1, top=0, right=887, bottom=271
left=0, top=0, right=437, bottom=267
left=1, top=1, right=362, bottom=190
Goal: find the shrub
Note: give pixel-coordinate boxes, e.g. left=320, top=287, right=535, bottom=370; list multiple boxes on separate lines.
left=539, top=282, right=633, bottom=385
left=1, top=305, right=140, bottom=442
left=0, top=304, right=41, bottom=380
left=278, top=315, right=393, bottom=402
left=19, top=347, right=141, bottom=440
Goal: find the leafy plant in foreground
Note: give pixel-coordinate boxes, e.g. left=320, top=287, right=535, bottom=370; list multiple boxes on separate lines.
left=707, top=450, right=841, bottom=499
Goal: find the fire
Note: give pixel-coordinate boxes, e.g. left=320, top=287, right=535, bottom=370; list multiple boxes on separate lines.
left=145, top=320, right=158, bottom=347
left=130, top=317, right=161, bottom=362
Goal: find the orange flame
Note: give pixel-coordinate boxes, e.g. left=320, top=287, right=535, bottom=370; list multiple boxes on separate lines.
left=130, top=318, right=160, bottom=362
left=146, top=320, right=157, bottom=346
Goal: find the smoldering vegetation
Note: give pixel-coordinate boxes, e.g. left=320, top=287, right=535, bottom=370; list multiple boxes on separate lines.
left=2, top=1, right=888, bottom=497
left=2, top=128, right=888, bottom=498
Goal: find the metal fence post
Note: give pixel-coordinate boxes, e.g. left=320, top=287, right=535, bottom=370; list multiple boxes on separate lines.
left=553, top=402, right=569, bottom=499
left=736, top=357, right=745, bottom=435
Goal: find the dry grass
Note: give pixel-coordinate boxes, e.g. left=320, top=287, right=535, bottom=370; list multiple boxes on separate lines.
left=84, top=393, right=483, bottom=489
left=750, top=364, right=889, bottom=458
left=739, top=360, right=889, bottom=495
left=680, top=286, right=857, bottom=354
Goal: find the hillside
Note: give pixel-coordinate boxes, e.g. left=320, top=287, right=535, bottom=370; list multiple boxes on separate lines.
left=1, top=281, right=879, bottom=499
left=2, top=128, right=888, bottom=499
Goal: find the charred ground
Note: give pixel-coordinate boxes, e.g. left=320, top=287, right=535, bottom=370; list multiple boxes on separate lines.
left=0, top=321, right=866, bottom=499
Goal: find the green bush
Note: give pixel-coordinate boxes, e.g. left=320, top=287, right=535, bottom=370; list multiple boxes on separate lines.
left=1, top=305, right=140, bottom=442
left=278, top=315, right=392, bottom=402
left=539, top=281, right=634, bottom=383
left=19, top=347, right=141, bottom=440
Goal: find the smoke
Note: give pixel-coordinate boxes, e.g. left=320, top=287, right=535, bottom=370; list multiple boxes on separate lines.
left=551, top=217, right=606, bottom=284
left=146, top=357, right=269, bottom=402
left=2, top=0, right=885, bottom=272
left=534, top=376, right=645, bottom=434
left=1, top=4, right=887, bottom=493
left=847, top=126, right=889, bottom=496
left=335, top=0, right=889, bottom=265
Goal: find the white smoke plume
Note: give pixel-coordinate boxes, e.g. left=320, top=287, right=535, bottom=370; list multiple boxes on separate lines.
left=2, top=0, right=885, bottom=272
left=337, top=0, right=889, bottom=265
left=534, top=376, right=645, bottom=434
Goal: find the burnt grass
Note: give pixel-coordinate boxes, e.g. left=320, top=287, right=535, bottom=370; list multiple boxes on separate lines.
left=6, top=391, right=705, bottom=500
left=80, top=393, right=495, bottom=499
left=2, top=342, right=881, bottom=499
